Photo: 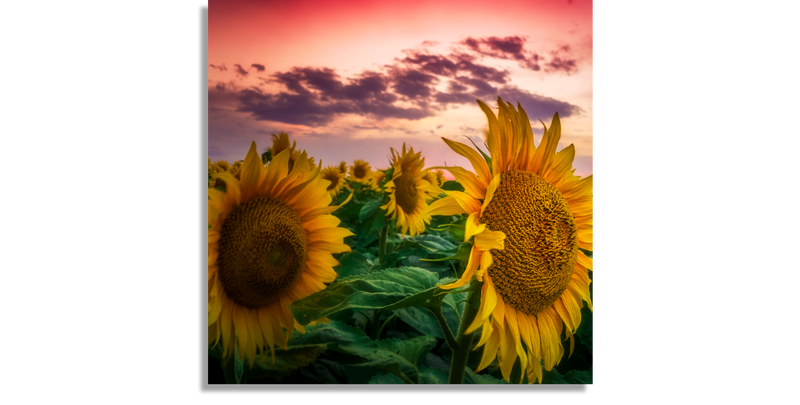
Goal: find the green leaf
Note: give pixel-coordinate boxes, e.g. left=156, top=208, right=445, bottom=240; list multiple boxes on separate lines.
left=464, top=369, right=508, bottom=384
left=421, top=241, right=472, bottom=262
left=563, top=369, right=592, bottom=384
left=368, top=373, right=405, bottom=384
left=245, top=345, right=328, bottom=381
left=358, top=198, right=387, bottom=236
left=353, top=336, right=437, bottom=383
left=401, top=234, right=458, bottom=254
left=288, top=321, right=378, bottom=359
left=393, top=307, right=442, bottom=338
left=418, top=367, right=449, bottom=384
left=441, top=180, right=464, bottom=192
left=334, top=251, right=371, bottom=278
left=289, top=267, right=441, bottom=325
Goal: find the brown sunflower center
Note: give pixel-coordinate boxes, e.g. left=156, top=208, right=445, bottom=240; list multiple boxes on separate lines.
left=217, top=196, right=307, bottom=308
left=324, top=173, right=340, bottom=191
left=354, top=166, right=367, bottom=179
left=394, top=170, right=419, bottom=213
left=482, top=170, right=578, bottom=315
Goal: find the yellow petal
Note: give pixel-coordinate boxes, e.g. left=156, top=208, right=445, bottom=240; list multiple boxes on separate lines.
left=438, top=247, right=480, bottom=290
left=440, top=137, right=491, bottom=186
left=474, top=229, right=505, bottom=251
left=240, top=141, right=266, bottom=201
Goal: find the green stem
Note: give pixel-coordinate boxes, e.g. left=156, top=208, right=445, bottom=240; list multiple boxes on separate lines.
left=371, top=309, right=384, bottom=340
left=448, top=283, right=481, bottom=384
left=377, top=312, right=398, bottom=339
left=429, top=305, right=459, bottom=351
left=378, top=225, right=388, bottom=265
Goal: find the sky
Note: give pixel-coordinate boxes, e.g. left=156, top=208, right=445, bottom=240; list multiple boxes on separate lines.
left=209, top=0, right=592, bottom=177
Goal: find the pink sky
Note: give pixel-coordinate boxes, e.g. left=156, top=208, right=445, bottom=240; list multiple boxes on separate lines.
left=209, top=0, right=592, bottom=176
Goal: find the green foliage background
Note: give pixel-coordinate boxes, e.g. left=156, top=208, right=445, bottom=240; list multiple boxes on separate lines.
left=208, top=177, right=593, bottom=384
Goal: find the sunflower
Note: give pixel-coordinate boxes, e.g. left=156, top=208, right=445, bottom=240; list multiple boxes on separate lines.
left=369, top=169, right=387, bottom=191
left=214, top=160, right=231, bottom=172
left=381, top=144, right=442, bottom=236
left=349, top=159, right=372, bottom=184
left=427, top=98, right=592, bottom=384
left=423, top=169, right=445, bottom=187
left=208, top=142, right=354, bottom=366
left=230, top=161, right=243, bottom=180
left=338, top=161, right=348, bottom=174
left=320, top=165, right=346, bottom=196
left=268, top=132, right=295, bottom=157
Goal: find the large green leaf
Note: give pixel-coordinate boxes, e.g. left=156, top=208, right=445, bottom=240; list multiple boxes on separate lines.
left=245, top=345, right=328, bottom=381
left=334, top=251, right=371, bottom=278
left=401, top=234, right=458, bottom=253
left=289, top=267, right=441, bottom=325
left=358, top=198, right=387, bottom=237
left=353, top=336, right=437, bottom=383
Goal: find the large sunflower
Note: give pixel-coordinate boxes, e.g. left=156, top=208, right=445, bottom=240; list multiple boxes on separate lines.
left=427, top=98, right=592, bottom=384
left=208, top=142, right=353, bottom=366
left=381, top=144, right=442, bottom=236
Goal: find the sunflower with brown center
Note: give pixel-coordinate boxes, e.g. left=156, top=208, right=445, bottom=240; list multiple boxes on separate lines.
left=381, top=144, right=442, bottom=236
left=426, top=98, right=592, bottom=384
left=349, top=159, right=372, bottom=185
left=208, top=142, right=353, bottom=366
left=320, top=165, right=346, bottom=196
left=369, top=169, right=387, bottom=191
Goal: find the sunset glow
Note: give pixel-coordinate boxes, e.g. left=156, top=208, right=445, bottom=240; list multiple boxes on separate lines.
left=209, top=0, right=592, bottom=176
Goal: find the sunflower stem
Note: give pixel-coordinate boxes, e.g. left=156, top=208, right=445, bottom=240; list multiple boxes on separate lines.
left=371, top=309, right=384, bottom=340
left=448, top=282, right=481, bottom=384
left=429, top=304, right=459, bottom=351
left=378, top=225, right=388, bottom=265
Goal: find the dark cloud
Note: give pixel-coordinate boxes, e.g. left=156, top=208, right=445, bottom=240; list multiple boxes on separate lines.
left=209, top=63, right=228, bottom=72
left=234, top=64, right=249, bottom=77
left=251, top=63, right=265, bottom=72
left=463, top=36, right=526, bottom=61
left=436, top=124, right=443, bottom=129
left=236, top=67, right=433, bottom=127
left=461, top=36, right=579, bottom=74
left=544, top=45, right=578, bottom=74
left=215, top=82, right=226, bottom=91
left=497, top=87, right=584, bottom=121
left=390, top=69, right=438, bottom=99
left=400, top=51, right=508, bottom=83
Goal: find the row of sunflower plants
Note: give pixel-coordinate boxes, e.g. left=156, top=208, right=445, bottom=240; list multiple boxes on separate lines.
left=208, top=98, right=593, bottom=384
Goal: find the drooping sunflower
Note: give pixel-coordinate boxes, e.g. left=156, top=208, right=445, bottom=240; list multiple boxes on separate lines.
left=349, top=159, right=372, bottom=184
left=381, top=144, right=442, bottom=236
left=427, top=98, right=592, bottom=384
left=208, top=142, right=354, bottom=366
left=320, top=165, right=346, bottom=196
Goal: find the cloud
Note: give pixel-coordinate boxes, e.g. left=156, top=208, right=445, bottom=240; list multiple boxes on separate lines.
left=251, top=63, right=265, bottom=72
left=461, top=36, right=579, bottom=74
left=496, top=86, right=584, bottom=120
left=400, top=51, right=508, bottom=83
left=234, top=64, right=249, bottom=77
left=209, top=63, right=228, bottom=72
left=436, top=124, right=443, bottom=129
left=544, top=45, right=578, bottom=74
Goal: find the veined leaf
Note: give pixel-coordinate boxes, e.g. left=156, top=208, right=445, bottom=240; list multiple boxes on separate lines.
left=290, top=267, right=440, bottom=325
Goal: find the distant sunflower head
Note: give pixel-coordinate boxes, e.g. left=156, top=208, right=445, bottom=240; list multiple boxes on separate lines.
left=423, top=169, right=445, bottom=187
left=369, top=169, right=387, bottom=191
left=214, top=160, right=231, bottom=172
left=230, top=161, right=243, bottom=180
left=208, top=142, right=353, bottom=366
left=320, top=165, right=346, bottom=196
left=349, top=159, right=372, bottom=184
left=381, top=144, right=442, bottom=236
left=338, top=161, right=348, bottom=174
left=428, top=98, right=593, bottom=384
left=268, top=132, right=295, bottom=157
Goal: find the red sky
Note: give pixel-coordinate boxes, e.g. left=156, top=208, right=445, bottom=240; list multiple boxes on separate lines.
left=209, top=0, right=592, bottom=176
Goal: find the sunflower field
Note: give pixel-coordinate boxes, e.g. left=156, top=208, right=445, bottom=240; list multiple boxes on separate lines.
left=208, top=98, right=593, bottom=385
